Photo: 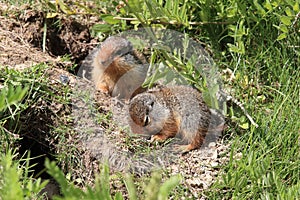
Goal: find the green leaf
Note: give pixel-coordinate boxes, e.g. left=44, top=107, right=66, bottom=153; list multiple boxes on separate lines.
left=227, top=42, right=245, bottom=54
left=263, top=0, right=273, bottom=11
left=91, top=24, right=112, bottom=34
left=277, top=33, right=287, bottom=40
left=0, top=88, right=7, bottom=111
left=45, top=159, right=84, bottom=198
left=285, top=7, right=294, bottom=17
left=129, top=20, right=141, bottom=25
left=0, top=151, right=24, bottom=200
left=46, top=12, right=58, bottom=18
left=0, top=85, right=28, bottom=112
left=293, top=2, right=299, bottom=12
left=254, top=0, right=266, bottom=15
left=279, top=24, right=288, bottom=33
left=101, top=15, right=121, bottom=24
left=123, top=174, right=137, bottom=200
left=114, top=192, right=124, bottom=200
left=57, top=0, right=75, bottom=15
left=280, top=15, right=292, bottom=25
left=144, top=172, right=161, bottom=200
left=45, top=159, right=68, bottom=194
left=97, top=164, right=111, bottom=199
left=158, top=175, right=181, bottom=200
left=46, top=1, right=57, bottom=11
left=239, top=122, right=249, bottom=129
left=227, top=43, right=240, bottom=53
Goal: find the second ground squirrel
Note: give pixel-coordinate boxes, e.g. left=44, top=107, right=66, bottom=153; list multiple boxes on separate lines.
left=91, top=36, right=148, bottom=99
left=128, top=85, right=212, bottom=152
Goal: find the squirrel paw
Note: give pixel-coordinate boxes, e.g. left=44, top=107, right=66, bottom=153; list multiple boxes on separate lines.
left=150, top=134, right=168, bottom=143
left=96, top=83, right=110, bottom=93
left=173, top=144, right=197, bottom=154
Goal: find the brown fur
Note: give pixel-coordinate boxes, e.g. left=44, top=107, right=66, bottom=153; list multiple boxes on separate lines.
left=95, top=57, right=133, bottom=94
left=152, top=113, right=180, bottom=141
left=91, top=36, right=148, bottom=100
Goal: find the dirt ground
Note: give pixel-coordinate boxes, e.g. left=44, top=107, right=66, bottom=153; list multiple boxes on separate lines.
left=0, top=3, right=231, bottom=199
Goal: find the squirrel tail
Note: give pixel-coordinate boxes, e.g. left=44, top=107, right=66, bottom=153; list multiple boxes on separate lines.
left=78, top=47, right=100, bottom=81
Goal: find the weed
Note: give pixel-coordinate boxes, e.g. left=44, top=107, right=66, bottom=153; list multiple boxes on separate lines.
left=45, top=159, right=180, bottom=199
left=0, top=150, right=48, bottom=200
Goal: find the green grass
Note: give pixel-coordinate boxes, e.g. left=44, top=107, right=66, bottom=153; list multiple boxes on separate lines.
left=208, top=73, right=300, bottom=199
left=206, top=28, right=300, bottom=199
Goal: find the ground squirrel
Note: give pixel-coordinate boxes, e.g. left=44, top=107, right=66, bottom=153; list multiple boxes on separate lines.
left=84, top=36, right=148, bottom=99
left=128, top=85, right=212, bottom=152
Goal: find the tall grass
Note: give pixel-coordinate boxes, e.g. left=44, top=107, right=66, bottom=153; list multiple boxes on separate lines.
left=206, top=16, right=300, bottom=199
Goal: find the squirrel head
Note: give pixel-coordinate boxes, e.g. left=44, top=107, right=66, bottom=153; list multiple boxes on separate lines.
left=129, top=93, right=170, bottom=135
left=96, top=36, right=133, bottom=67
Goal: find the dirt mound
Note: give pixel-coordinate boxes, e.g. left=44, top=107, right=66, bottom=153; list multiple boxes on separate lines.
left=0, top=6, right=96, bottom=68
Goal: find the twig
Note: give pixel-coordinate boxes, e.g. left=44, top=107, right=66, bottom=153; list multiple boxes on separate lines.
left=113, top=17, right=231, bottom=26
left=1, top=126, right=20, bottom=139
left=292, top=11, right=300, bottom=27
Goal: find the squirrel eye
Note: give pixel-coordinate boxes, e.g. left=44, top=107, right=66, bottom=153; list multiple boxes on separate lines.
left=143, top=115, right=151, bottom=126
left=150, top=101, right=154, bottom=107
left=148, top=101, right=154, bottom=109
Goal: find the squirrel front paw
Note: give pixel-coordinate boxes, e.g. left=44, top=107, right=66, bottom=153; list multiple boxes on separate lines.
left=173, top=144, right=198, bottom=154
left=96, top=83, right=110, bottom=94
left=150, top=134, right=169, bottom=143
